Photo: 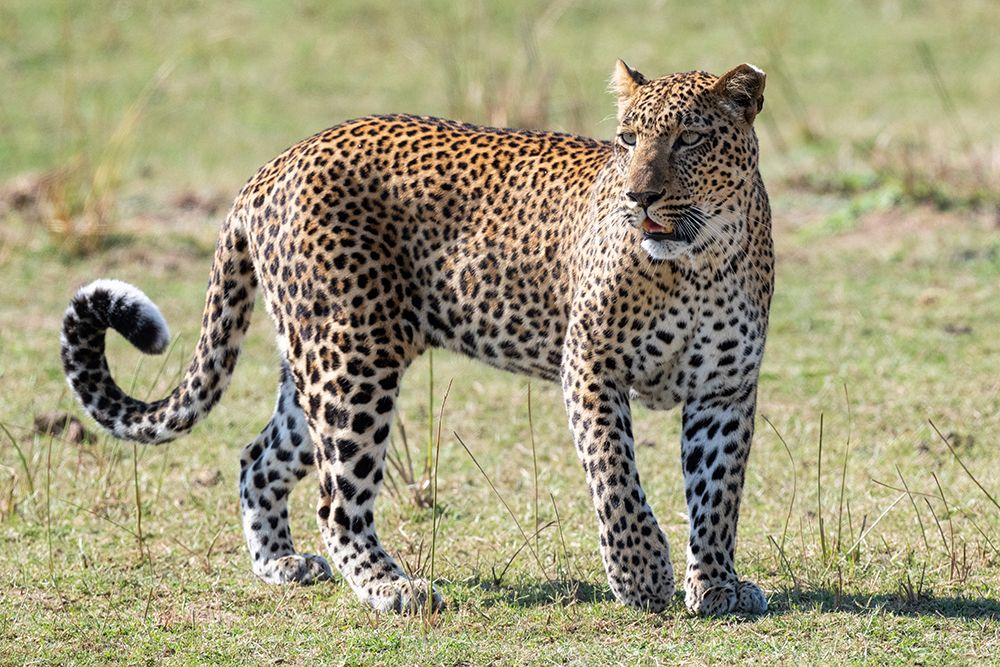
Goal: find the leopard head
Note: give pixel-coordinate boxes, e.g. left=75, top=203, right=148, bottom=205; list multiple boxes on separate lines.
left=610, top=61, right=766, bottom=261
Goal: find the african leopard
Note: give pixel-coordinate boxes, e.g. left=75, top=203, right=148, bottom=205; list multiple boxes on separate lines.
left=61, top=61, right=773, bottom=615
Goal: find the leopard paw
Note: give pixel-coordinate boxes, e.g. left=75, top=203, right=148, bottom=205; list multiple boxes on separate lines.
left=686, top=578, right=767, bottom=616
left=256, top=553, right=333, bottom=585
left=365, top=578, right=444, bottom=614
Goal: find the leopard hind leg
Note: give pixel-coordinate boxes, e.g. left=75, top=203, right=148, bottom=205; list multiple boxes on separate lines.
left=239, top=361, right=332, bottom=584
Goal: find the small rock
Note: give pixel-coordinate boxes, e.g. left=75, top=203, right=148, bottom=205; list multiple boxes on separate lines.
left=916, top=288, right=943, bottom=306
left=171, top=190, right=227, bottom=216
left=942, top=323, right=972, bottom=335
left=33, top=411, right=98, bottom=444
left=945, top=431, right=974, bottom=451
left=194, top=469, right=223, bottom=487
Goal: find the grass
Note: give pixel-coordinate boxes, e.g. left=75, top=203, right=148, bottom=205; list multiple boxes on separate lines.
left=2, top=1, right=998, bottom=203
left=1, top=0, right=999, bottom=664
left=1, top=187, right=996, bottom=666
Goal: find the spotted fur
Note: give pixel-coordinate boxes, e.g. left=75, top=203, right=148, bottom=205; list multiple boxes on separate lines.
left=61, top=62, right=773, bottom=615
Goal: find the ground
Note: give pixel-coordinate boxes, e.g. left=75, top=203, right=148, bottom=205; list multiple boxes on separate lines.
left=1, top=1, right=998, bottom=665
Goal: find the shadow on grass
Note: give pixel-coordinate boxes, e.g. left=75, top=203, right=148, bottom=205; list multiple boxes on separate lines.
left=463, top=577, right=616, bottom=608
left=458, top=578, right=1000, bottom=621
left=769, top=589, right=1000, bottom=621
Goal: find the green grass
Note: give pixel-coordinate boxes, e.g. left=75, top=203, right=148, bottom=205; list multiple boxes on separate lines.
left=2, top=199, right=997, bottom=666
left=2, top=1, right=998, bottom=197
left=1, top=1, right=999, bottom=665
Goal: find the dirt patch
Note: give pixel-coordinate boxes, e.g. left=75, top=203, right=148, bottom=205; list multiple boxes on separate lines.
left=4, top=170, right=994, bottom=275
left=94, top=233, right=214, bottom=278
left=0, top=171, right=64, bottom=224
left=0, top=171, right=225, bottom=262
left=772, top=193, right=997, bottom=261
left=832, top=205, right=994, bottom=248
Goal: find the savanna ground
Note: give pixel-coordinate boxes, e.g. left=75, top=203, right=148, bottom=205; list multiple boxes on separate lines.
left=1, top=1, right=998, bottom=664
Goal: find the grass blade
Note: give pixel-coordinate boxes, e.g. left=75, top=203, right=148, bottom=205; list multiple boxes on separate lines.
left=455, top=432, right=554, bottom=588
left=0, top=422, right=34, bottom=499
left=528, top=383, right=540, bottom=557
left=835, top=385, right=852, bottom=554
left=762, top=415, right=796, bottom=552
left=895, top=466, right=930, bottom=552
left=427, top=378, right=453, bottom=622
left=930, top=419, right=999, bottom=512
left=817, top=413, right=827, bottom=560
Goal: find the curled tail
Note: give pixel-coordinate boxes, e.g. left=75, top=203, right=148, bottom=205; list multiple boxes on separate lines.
left=60, top=215, right=257, bottom=444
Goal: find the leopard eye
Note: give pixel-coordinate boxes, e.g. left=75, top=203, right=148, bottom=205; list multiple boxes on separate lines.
left=618, top=131, right=637, bottom=147
left=675, top=130, right=703, bottom=148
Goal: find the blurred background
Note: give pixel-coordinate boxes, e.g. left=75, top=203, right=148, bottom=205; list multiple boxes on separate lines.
left=1, top=2, right=998, bottom=663
left=1, top=0, right=997, bottom=241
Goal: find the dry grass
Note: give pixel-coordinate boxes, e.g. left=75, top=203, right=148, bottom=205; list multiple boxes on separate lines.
left=0, top=1, right=998, bottom=663
left=0, top=196, right=996, bottom=664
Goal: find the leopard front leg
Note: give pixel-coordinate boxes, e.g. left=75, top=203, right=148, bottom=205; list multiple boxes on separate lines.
left=239, top=362, right=332, bottom=585
left=680, top=391, right=767, bottom=616
left=561, top=355, right=675, bottom=612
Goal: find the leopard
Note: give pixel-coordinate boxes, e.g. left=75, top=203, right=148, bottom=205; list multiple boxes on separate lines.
left=60, top=61, right=773, bottom=616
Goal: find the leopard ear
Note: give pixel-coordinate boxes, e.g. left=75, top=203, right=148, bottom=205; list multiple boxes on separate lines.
left=712, top=63, right=766, bottom=125
left=611, top=59, right=647, bottom=119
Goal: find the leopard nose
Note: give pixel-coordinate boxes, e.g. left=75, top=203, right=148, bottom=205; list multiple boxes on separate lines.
left=626, top=190, right=664, bottom=209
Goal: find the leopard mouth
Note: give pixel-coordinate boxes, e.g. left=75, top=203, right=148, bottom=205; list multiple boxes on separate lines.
left=641, top=216, right=685, bottom=243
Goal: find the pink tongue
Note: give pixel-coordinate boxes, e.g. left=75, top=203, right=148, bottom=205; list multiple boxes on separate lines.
left=642, top=217, right=671, bottom=234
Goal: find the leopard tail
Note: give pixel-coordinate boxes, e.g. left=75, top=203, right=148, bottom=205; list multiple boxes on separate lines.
left=59, top=211, right=258, bottom=444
